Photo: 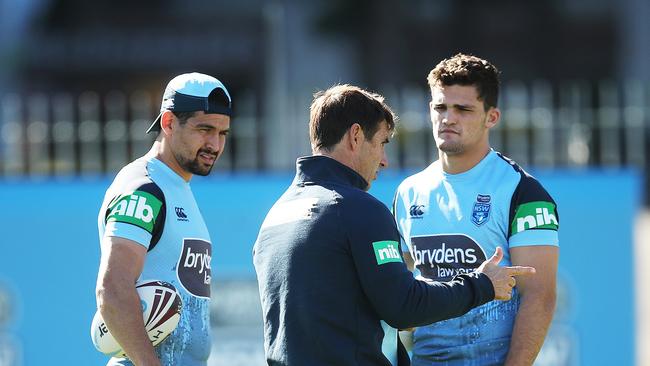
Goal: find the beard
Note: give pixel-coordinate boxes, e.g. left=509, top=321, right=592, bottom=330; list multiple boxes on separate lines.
left=435, top=136, right=464, bottom=155
left=175, top=148, right=218, bottom=176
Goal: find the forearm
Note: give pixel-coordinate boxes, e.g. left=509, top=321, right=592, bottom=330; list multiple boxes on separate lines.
left=504, top=292, right=555, bottom=366
left=97, top=283, right=160, bottom=366
left=383, top=272, right=494, bottom=329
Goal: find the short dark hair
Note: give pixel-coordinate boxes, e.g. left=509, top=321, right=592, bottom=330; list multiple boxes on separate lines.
left=309, top=84, right=395, bottom=152
left=172, top=111, right=196, bottom=124
left=427, top=53, right=500, bottom=110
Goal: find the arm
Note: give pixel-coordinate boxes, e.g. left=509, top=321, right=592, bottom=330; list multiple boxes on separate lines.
left=504, top=245, right=558, bottom=366
left=346, top=199, right=496, bottom=329
left=96, top=237, right=161, bottom=366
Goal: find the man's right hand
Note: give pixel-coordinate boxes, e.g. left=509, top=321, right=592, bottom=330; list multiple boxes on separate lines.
left=476, top=247, right=536, bottom=301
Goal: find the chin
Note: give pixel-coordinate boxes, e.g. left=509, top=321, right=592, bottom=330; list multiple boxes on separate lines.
left=439, top=143, right=464, bottom=155
left=188, top=162, right=215, bottom=176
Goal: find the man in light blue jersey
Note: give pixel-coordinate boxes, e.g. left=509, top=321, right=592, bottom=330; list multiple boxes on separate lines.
left=393, top=54, right=559, bottom=366
left=95, top=72, right=232, bottom=366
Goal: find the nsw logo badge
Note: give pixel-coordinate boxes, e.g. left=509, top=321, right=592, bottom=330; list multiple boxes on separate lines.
left=471, top=194, right=491, bottom=226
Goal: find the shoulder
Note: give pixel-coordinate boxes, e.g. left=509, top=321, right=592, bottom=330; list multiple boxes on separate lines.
left=336, top=186, right=393, bottom=223
left=108, top=158, right=165, bottom=200
left=102, top=158, right=167, bottom=227
left=493, top=152, right=555, bottom=202
left=494, top=153, right=560, bottom=242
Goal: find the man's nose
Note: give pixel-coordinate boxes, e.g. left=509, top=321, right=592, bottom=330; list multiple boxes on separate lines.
left=441, top=111, right=456, bottom=125
left=207, top=135, right=223, bottom=151
left=380, top=152, right=388, bottom=169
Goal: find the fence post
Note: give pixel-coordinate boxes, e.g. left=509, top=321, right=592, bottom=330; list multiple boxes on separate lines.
left=78, top=91, right=102, bottom=174
left=623, top=80, right=646, bottom=168
left=0, top=94, right=24, bottom=175
left=399, top=86, right=430, bottom=169
left=104, top=91, right=128, bottom=173
left=531, top=80, right=555, bottom=167
left=26, top=93, right=50, bottom=175
left=52, top=93, right=76, bottom=175
left=502, top=81, right=530, bottom=166
left=129, top=91, right=155, bottom=160
left=598, top=81, right=622, bottom=166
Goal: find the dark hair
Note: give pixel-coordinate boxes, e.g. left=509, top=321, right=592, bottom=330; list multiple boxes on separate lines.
left=172, top=111, right=196, bottom=124
left=309, top=84, right=395, bottom=152
left=427, top=53, right=500, bottom=110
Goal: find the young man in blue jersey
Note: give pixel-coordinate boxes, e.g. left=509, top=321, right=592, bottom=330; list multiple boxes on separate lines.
left=393, top=54, right=559, bottom=365
left=253, top=84, right=536, bottom=366
left=95, top=73, right=232, bottom=366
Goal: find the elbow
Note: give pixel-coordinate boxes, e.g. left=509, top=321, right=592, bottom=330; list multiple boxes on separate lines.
left=520, top=287, right=557, bottom=316
left=542, top=290, right=557, bottom=316
left=383, top=317, right=411, bottom=331
left=380, top=309, right=416, bottom=330
left=95, top=274, right=125, bottom=315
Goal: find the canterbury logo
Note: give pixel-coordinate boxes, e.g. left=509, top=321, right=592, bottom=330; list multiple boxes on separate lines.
left=175, top=207, right=188, bottom=220
left=409, top=205, right=425, bottom=217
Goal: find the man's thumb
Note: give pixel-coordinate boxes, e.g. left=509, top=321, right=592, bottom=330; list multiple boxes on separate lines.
left=488, top=246, right=503, bottom=264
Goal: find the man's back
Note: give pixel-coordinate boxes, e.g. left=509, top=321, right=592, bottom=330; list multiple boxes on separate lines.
left=254, top=156, right=496, bottom=366
left=253, top=156, right=400, bottom=365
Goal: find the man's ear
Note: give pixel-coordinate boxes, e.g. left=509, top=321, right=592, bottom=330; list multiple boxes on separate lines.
left=160, top=111, right=175, bottom=135
left=485, top=107, right=500, bottom=129
left=348, top=123, right=364, bottom=151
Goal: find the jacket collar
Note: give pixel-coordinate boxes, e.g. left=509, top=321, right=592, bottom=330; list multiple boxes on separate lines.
left=294, top=155, right=369, bottom=191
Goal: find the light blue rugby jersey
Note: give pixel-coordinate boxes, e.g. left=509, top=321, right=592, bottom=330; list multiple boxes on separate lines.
left=98, top=155, right=213, bottom=366
left=393, top=150, right=559, bottom=366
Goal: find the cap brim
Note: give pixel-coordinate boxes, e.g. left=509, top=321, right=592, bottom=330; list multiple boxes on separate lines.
left=146, top=112, right=163, bottom=134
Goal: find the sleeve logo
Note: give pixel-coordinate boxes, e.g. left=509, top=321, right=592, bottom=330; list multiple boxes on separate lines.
left=372, top=241, right=403, bottom=265
left=106, top=191, right=163, bottom=233
left=511, top=201, right=559, bottom=235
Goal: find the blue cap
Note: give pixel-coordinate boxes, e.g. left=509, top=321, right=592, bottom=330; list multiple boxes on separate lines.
left=146, top=72, right=232, bottom=133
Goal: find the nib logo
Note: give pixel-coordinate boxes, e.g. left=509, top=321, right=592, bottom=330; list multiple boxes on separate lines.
left=511, top=201, right=559, bottom=235
left=107, top=191, right=162, bottom=233
left=372, top=241, right=402, bottom=265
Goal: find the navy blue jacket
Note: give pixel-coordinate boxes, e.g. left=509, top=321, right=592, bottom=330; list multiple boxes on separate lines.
left=253, top=156, right=495, bottom=366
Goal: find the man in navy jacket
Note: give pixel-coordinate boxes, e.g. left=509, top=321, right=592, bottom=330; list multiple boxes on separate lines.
left=253, top=84, right=534, bottom=366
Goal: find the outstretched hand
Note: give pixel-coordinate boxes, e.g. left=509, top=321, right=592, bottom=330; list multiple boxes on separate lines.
left=476, top=247, right=536, bottom=301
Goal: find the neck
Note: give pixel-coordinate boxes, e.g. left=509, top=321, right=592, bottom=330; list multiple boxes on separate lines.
left=440, top=145, right=491, bottom=175
left=149, top=141, right=192, bottom=182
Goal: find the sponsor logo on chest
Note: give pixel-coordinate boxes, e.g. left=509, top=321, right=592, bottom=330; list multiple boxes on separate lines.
left=410, top=234, right=487, bottom=281
left=177, top=239, right=212, bottom=298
